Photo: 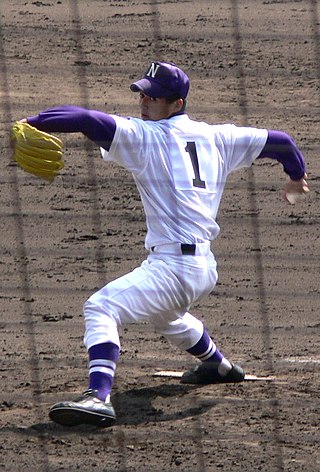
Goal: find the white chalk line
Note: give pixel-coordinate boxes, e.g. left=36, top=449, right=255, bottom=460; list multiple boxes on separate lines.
left=283, top=357, right=320, bottom=364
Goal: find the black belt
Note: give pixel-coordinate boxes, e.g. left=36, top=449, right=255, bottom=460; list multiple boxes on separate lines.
left=180, top=244, right=196, bottom=255
left=151, top=244, right=196, bottom=256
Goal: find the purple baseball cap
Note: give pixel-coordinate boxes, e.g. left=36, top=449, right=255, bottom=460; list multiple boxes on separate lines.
left=130, top=61, right=190, bottom=99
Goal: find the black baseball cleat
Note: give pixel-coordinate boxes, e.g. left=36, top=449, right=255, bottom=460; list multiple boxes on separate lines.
left=181, top=362, right=245, bottom=385
left=48, top=389, right=116, bottom=427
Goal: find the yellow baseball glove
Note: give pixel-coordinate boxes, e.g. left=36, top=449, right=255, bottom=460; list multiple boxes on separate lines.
left=11, top=121, right=64, bottom=182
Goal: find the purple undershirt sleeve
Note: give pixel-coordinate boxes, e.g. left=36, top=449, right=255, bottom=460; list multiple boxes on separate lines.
left=27, top=105, right=116, bottom=151
left=257, top=130, right=306, bottom=180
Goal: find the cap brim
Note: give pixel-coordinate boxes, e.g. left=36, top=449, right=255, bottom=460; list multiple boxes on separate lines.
left=130, top=78, right=173, bottom=98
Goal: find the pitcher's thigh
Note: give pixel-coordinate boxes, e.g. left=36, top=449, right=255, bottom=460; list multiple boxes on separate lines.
left=86, top=260, right=188, bottom=326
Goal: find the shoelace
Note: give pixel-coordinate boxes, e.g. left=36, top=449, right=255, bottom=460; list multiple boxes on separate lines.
left=82, top=389, right=97, bottom=397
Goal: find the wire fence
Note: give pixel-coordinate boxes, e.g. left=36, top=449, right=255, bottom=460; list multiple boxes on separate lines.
left=0, top=1, right=319, bottom=471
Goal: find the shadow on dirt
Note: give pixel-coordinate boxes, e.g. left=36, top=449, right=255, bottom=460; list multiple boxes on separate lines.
left=2, top=383, right=215, bottom=436
left=113, top=382, right=213, bottom=426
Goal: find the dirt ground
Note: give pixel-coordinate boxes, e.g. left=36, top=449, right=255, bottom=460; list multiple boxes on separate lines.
left=0, top=0, right=319, bottom=471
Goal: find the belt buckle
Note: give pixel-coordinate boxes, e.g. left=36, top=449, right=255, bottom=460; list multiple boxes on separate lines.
left=181, top=244, right=196, bottom=256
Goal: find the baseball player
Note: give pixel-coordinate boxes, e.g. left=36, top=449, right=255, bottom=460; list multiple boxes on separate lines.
left=21, top=61, right=309, bottom=427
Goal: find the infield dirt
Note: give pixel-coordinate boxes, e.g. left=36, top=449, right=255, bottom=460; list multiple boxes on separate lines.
left=1, top=1, right=319, bottom=471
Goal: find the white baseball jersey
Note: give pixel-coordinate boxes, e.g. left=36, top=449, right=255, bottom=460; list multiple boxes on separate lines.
left=101, top=114, right=268, bottom=250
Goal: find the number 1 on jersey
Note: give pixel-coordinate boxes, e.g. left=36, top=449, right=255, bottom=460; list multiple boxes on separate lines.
left=185, top=141, right=206, bottom=188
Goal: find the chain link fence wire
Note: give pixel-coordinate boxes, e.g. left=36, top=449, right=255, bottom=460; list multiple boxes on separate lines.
left=0, top=1, right=319, bottom=471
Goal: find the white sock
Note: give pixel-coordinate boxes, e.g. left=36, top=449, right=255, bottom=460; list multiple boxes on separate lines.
left=218, top=358, right=232, bottom=376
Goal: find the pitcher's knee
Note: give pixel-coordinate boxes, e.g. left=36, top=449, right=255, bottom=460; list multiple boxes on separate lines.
left=155, top=314, right=204, bottom=351
left=83, top=297, right=120, bottom=326
left=83, top=298, right=121, bottom=350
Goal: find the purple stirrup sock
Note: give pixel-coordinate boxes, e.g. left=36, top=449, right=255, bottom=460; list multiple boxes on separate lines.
left=88, top=342, right=120, bottom=401
left=187, top=330, right=232, bottom=375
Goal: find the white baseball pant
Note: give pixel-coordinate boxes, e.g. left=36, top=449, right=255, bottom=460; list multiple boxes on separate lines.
left=83, top=243, right=218, bottom=352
